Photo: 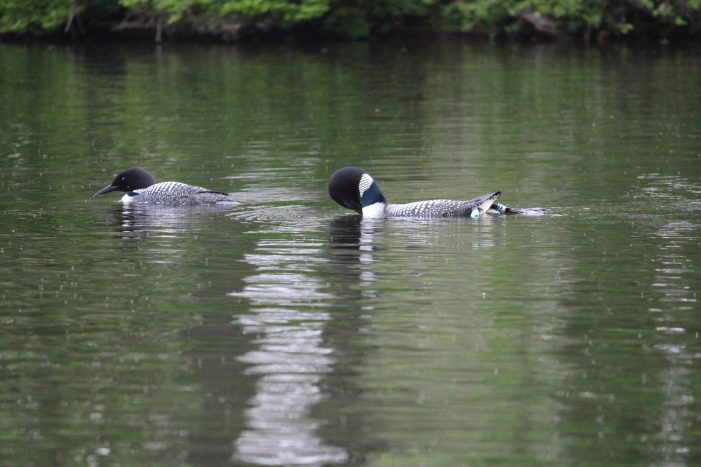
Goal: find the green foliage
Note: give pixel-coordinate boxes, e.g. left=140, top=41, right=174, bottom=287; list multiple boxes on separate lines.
left=367, top=0, right=438, bottom=33
left=0, top=0, right=700, bottom=40
left=118, top=0, right=193, bottom=23
left=441, top=0, right=701, bottom=39
left=321, top=0, right=440, bottom=38
left=218, top=0, right=331, bottom=22
left=322, top=6, right=370, bottom=39
left=442, top=1, right=510, bottom=36
left=0, top=0, right=70, bottom=34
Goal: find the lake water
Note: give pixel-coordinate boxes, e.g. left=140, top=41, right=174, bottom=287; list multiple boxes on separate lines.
left=1, top=40, right=700, bottom=465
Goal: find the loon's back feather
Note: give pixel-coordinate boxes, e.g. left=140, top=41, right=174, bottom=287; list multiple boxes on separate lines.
left=384, top=192, right=500, bottom=218
left=126, top=181, right=236, bottom=205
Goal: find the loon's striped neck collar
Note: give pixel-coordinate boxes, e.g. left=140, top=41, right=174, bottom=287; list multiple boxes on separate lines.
left=358, top=173, right=387, bottom=210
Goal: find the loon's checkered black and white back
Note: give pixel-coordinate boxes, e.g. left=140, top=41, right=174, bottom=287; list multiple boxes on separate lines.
left=126, top=181, right=235, bottom=205
left=95, top=167, right=236, bottom=206
left=384, top=194, right=501, bottom=218
left=328, top=166, right=522, bottom=218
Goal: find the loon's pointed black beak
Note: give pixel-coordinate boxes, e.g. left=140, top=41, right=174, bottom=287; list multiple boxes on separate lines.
left=94, top=184, right=118, bottom=196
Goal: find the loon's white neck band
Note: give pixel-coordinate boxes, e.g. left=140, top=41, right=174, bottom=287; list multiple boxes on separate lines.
left=362, top=202, right=386, bottom=218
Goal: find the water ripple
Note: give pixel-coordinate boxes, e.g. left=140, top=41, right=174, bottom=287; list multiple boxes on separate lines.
left=229, top=237, right=347, bottom=465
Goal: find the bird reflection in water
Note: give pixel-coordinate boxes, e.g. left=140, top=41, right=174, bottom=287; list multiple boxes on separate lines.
left=106, top=203, right=236, bottom=236
left=329, top=215, right=385, bottom=297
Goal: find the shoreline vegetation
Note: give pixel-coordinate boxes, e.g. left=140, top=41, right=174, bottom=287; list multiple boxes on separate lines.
left=1, top=1, right=701, bottom=45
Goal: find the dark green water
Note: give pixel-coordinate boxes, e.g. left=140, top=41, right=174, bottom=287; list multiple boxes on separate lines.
left=1, top=41, right=700, bottom=465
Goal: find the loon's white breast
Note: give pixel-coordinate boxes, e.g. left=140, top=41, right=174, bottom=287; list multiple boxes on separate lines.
left=362, top=202, right=386, bottom=218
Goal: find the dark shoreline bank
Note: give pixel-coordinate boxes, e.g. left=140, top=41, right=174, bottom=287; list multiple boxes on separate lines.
left=3, top=29, right=700, bottom=49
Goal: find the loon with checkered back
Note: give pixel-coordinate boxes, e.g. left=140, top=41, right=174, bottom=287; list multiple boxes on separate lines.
left=328, top=167, right=525, bottom=218
left=94, top=168, right=236, bottom=206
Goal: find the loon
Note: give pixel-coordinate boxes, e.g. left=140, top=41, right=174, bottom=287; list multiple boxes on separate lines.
left=328, top=167, right=525, bottom=218
left=94, top=167, right=236, bottom=206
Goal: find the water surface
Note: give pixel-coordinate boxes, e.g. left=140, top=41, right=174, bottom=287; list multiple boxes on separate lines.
left=1, top=41, right=700, bottom=465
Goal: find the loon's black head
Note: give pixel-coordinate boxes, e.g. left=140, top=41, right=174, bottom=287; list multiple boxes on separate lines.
left=95, top=167, right=156, bottom=196
left=328, top=167, right=387, bottom=214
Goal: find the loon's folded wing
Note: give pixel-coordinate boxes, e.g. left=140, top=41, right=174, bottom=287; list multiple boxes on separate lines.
left=181, top=191, right=236, bottom=205
left=397, top=192, right=501, bottom=217
left=433, top=191, right=501, bottom=217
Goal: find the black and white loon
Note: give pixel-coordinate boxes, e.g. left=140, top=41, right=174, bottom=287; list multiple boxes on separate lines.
left=328, top=167, right=525, bottom=218
left=95, top=167, right=236, bottom=206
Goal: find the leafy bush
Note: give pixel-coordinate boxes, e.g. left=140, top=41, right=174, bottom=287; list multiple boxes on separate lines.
left=0, top=0, right=700, bottom=41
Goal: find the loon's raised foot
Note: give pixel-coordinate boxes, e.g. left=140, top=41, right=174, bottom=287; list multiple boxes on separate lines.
left=328, top=166, right=526, bottom=218
left=95, top=167, right=236, bottom=206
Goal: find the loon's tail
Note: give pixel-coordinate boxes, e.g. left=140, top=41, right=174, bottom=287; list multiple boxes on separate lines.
left=465, top=192, right=502, bottom=219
